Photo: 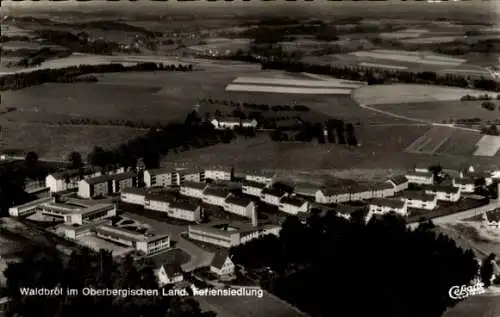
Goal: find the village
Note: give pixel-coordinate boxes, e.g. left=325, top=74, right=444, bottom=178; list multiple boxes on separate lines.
left=3, top=160, right=500, bottom=289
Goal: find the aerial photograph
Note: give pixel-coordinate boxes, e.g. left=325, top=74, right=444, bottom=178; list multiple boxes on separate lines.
left=0, top=0, right=500, bottom=316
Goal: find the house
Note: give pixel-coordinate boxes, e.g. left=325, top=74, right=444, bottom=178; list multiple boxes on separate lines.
left=452, top=177, right=476, bottom=193
left=224, top=195, right=256, bottom=218
left=278, top=196, right=309, bottom=215
left=244, top=171, right=275, bottom=185
left=315, top=188, right=350, bottom=204
left=45, top=167, right=102, bottom=193
left=167, top=201, right=201, bottom=222
left=483, top=211, right=500, bottom=229
left=241, top=180, right=268, bottom=197
left=205, top=167, right=232, bottom=181
left=155, top=264, right=184, bottom=286
left=120, top=187, right=148, bottom=205
left=405, top=171, right=434, bottom=185
left=367, top=199, right=408, bottom=222
left=387, top=175, right=409, bottom=192
left=260, top=188, right=288, bottom=206
left=202, top=187, right=230, bottom=207
left=77, top=171, right=137, bottom=198
left=210, top=252, right=235, bottom=276
left=424, top=185, right=461, bottom=202
left=180, top=181, right=208, bottom=199
left=400, top=192, right=438, bottom=210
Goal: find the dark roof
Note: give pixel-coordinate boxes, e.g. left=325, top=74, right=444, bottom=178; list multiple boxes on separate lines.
left=372, top=182, right=395, bottom=190
left=211, top=252, right=230, bottom=269
left=114, top=171, right=137, bottom=181
left=389, top=175, right=408, bottom=186
left=85, top=171, right=136, bottom=185
left=203, top=187, right=230, bottom=198
left=406, top=171, right=434, bottom=178
left=425, top=185, right=459, bottom=194
left=146, top=168, right=173, bottom=176
left=401, top=192, right=436, bottom=202
left=181, top=181, right=208, bottom=190
left=163, top=264, right=183, bottom=277
left=454, top=177, right=475, bottom=185
left=242, top=180, right=268, bottom=189
left=262, top=187, right=287, bottom=197
left=369, top=198, right=405, bottom=209
left=280, top=196, right=307, bottom=207
left=319, top=184, right=372, bottom=196
left=145, top=192, right=177, bottom=203
left=121, top=187, right=148, bottom=195
left=169, top=201, right=199, bottom=212
left=225, top=195, right=254, bottom=207
left=486, top=211, right=500, bottom=223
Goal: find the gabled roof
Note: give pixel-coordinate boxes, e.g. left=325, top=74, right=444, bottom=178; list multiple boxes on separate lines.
left=425, top=185, right=460, bottom=194
left=261, top=187, right=287, bottom=198
left=163, top=264, right=183, bottom=278
left=369, top=198, right=405, bottom=209
left=203, top=187, right=230, bottom=198
left=211, top=252, right=231, bottom=269
left=280, top=196, right=307, bottom=207
left=225, top=195, right=253, bottom=207
left=372, top=182, right=395, bottom=190
left=401, top=192, right=436, bottom=202
left=121, top=187, right=148, bottom=196
left=388, top=175, right=408, bottom=186
left=145, top=192, right=177, bottom=203
left=242, top=180, right=268, bottom=189
left=181, top=181, right=208, bottom=190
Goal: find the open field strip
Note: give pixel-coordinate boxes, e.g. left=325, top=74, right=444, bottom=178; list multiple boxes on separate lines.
left=352, top=84, right=498, bottom=105
left=473, top=135, right=500, bottom=156
left=351, top=49, right=466, bottom=66
left=232, top=76, right=365, bottom=88
left=358, top=62, right=408, bottom=70
left=405, top=126, right=455, bottom=154
left=225, top=84, right=352, bottom=95
left=435, top=130, right=482, bottom=156
left=401, top=36, right=461, bottom=44
left=441, top=68, right=490, bottom=76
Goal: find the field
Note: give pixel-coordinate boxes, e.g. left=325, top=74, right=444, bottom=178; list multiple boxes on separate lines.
left=352, top=84, right=498, bottom=105
left=378, top=28, right=429, bottom=40
left=349, top=49, right=466, bottom=67
left=187, top=38, right=250, bottom=53
left=401, top=36, right=463, bottom=44
left=473, top=135, right=500, bottom=157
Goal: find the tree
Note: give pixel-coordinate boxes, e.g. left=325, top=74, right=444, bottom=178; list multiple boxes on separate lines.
left=25, top=151, right=39, bottom=169
left=87, top=146, right=108, bottom=168
left=480, top=253, right=497, bottom=287
left=68, top=151, right=83, bottom=169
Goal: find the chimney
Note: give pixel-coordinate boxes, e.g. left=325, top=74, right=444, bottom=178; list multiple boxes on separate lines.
left=251, top=207, right=258, bottom=227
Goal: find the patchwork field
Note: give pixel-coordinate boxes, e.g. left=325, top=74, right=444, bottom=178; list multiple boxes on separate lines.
left=187, top=37, right=250, bottom=53
left=352, top=84, right=499, bottom=105
left=473, top=135, right=500, bottom=157
left=378, top=28, right=429, bottom=40
left=350, top=49, right=466, bottom=67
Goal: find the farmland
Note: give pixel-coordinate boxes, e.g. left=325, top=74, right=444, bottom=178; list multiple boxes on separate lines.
left=473, top=135, right=500, bottom=157
left=349, top=49, right=466, bottom=67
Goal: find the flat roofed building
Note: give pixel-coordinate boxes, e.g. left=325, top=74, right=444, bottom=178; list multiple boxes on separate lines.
left=168, top=201, right=201, bottom=222
left=424, top=185, right=461, bottom=202
left=405, top=171, right=434, bottom=185
left=39, top=201, right=116, bottom=225
left=180, top=181, right=208, bottom=199
left=63, top=219, right=111, bottom=240
left=202, top=187, right=230, bottom=207
left=400, top=192, right=437, bottom=210
left=8, top=197, right=52, bottom=217
left=367, top=199, right=408, bottom=222
left=205, top=167, right=232, bottom=181
left=120, top=187, right=148, bottom=205
left=78, top=171, right=137, bottom=198
left=261, top=187, right=288, bottom=206
left=241, top=180, right=268, bottom=197
left=223, top=195, right=255, bottom=218
left=278, top=196, right=309, bottom=215
left=143, top=168, right=177, bottom=187
left=452, top=177, right=476, bottom=193
left=145, top=192, right=176, bottom=212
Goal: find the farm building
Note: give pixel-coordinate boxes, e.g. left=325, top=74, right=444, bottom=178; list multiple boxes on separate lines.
left=202, top=187, right=231, bottom=207
left=261, top=188, right=288, bottom=206
left=367, top=199, right=408, bottom=223
left=400, top=193, right=437, bottom=210
left=155, top=264, right=184, bottom=286
left=77, top=171, right=137, bottom=198
left=223, top=195, right=256, bottom=218
left=405, top=171, right=434, bottom=185
left=452, top=177, right=476, bottom=193
left=424, top=185, right=461, bottom=202
left=387, top=175, right=409, bottom=192
left=45, top=167, right=102, bottom=193
left=121, top=187, right=148, bottom=205
left=278, top=197, right=309, bottom=215
left=180, top=181, right=209, bottom=199
left=244, top=171, right=275, bottom=185
left=167, top=201, right=201, bottom=222
left=205, top=167, right=232, bottom=181
left=93, top=225, right=170, bottom=255
left=241, top=180, right=269, bottom=197
left=210, top=252, right=235, bottom=276
left=8, top=196, right=52, bottom=217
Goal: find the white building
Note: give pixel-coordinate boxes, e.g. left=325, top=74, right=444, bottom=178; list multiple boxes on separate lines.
left=315, top=188, right=350, bottom=204
left=155, top=264, right=184, bottom=286
left=278, top=197, right=309, bottom=215
left=244, top=172, right=275, bottom=185
left=120, top=187, right=147, bottom=205
left=452, top=177, right=476, bottom=193
left=167, top=201, right=201, bottom=222
left=424, top=185, right=461, bottom=202
left=180, top=181, right=208, bottom=199
left=223, top=195, right=256, bottom=218
left=45, top=168, right=102, bottom=193
left=8, top=197, right=52, bottom=217
left=367, top=199, right=408, bottom=222
left=371, top=182, right=397, bottom=198
left=143, top=168, right=178, bottom=187
left=387, top=175, right=409, bottom=192
left=64, top=219, right=111, bottom=240
left=405, top=171, right=434, bottom=185
left=241, top=180, right=268, bottom=197
left=260, top=188, right=288, bottom=206
left=202, top=187, right=230, bottom=207
left=39, top=201, right=117, bottom=225
left=400, top=193, right=438, bottom=210
left=78, top=171, right=136, bottom=198
left=210, top=252, right=235, bottom=276
left=205, top=167, right=232, bottom=181
left=210, top=118, right=257, bottom=130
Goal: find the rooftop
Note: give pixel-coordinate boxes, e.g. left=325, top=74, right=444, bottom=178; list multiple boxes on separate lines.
left=369, top=198, right=405, bottom=209
left=241, top=180, right=268, bottom=189
left=169, top=201, right=199, bottom=212
left=121, top=187, right=148, bottom=196
left=225, top=195, right=254, bottom=207
left=262, top=187, right=287, bottom=197
left=424, top=185, right=460, bottom=194
left=406, top=171, right=434, bottom=178
left=453, top=177, right=475, bottom=185
left=388, top=175, right=408, bottom=186
left=280, top=196, right=307, bottom=207
left=84, top=171, right=136, bottom=185
left=203, top=187, right=230, bottom=198
left=94, top=225, right=169, bottom=243
left=211, top=251, right=230, bottom=269
left=181, top=181, right=208, bottom=191
left=145, top=191, right=177, bottom=203
left=401, top=192, right=436, bottom=202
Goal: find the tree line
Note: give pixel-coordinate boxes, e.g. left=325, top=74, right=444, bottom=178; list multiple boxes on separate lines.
left=259, top=60, right=500, bottom=91
left=200, top=97, right=310, bottom=112
left=0, top=62, right=194, bottom=91
left=230, top=214, right=490, bottom=317
left=2, top=245, right=215, bottom=317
